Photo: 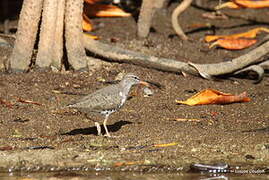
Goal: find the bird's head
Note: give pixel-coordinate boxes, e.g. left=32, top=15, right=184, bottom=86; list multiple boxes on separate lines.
left=122, top=73, right=149, bottom=87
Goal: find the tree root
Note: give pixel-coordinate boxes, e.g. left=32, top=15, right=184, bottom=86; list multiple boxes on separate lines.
left=84, top=34, right=268, bottom=82
left=35, top=0, right=58, bottom=68
left=65, top=0, right=88, bottom=71
left=189, top=37, right=269, bottom=78
left=8, top=0, right=43, bottom=72
left=83, top=35, right=198, bottom=75
left=171, top=0, right=193, bottom=40
left=137, top=0, right=167, bottom=38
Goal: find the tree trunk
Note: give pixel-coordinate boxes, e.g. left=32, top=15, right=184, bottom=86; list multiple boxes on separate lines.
left=137, top=0, right=156, bottom=38
left=65, top=0, right=88, bottom=71
left=51, top=0, right=65, bottom=70
left=9, top=0, right=43, bottom=72
left=36, top=0, right=58, bottom=69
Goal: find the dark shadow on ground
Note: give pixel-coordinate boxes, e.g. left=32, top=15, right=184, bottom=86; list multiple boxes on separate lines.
left=242, top=126, right=269, bottom=133
left=61, top=120, right=133, bottom=136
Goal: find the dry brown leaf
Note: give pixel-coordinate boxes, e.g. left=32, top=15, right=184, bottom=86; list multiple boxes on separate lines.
left=0, top=98, right=13, bottom=108
left=205, top=27, right=269, bottom=42
left=17, top=98, right=43, bottom=106
left=114, top=161, right=145, bottom=167
left=153, top=142, right=178, bottom=147
left=209, top=38, right=257, bottom=50
left=176, top=89, right=251, bottom=106
left=0, top=146, right=14, bottom=151
left=202, top=12, right=228, bottom=20
left=174, top=118, right=202, bottom=122
left=187, top=23, right=212, bottom=29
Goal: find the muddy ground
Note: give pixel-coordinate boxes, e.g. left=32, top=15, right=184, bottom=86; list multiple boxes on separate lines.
left=0, top=0, right=268, bottom=173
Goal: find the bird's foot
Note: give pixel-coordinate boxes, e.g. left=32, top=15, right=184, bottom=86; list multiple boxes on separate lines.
left=104, top=133, right=111, bottom=137
left=104, top=133, right=120, bottom=138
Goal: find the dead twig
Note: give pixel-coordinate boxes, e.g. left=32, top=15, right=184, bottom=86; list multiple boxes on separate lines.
left=17, top=98, right=43, bottom=106
left=0, top=98, right=13, bottom=108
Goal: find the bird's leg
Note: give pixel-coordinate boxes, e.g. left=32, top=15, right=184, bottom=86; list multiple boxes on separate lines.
left=103, top=115, right=111, bottom=137
left=95, top=122, right=102, bottom=136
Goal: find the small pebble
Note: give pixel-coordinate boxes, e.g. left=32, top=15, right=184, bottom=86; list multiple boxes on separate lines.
left=143, top=87, right=154, bottom=97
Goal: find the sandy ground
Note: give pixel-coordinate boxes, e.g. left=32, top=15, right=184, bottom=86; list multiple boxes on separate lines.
left=0, top=0, right=268, bottom=173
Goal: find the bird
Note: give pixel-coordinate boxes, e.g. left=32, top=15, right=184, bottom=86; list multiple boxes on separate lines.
left=66, top=73, right=149, bottom=137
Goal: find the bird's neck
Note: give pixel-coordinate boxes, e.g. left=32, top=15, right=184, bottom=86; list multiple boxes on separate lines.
left=120, top=81, right=134, bottom=97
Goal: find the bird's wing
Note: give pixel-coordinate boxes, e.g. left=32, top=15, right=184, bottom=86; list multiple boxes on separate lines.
left=67, top=84, right=122, bottom=112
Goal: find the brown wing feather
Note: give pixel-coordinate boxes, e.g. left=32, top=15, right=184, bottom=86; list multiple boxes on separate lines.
left=68, top=84, right=122, bottom=114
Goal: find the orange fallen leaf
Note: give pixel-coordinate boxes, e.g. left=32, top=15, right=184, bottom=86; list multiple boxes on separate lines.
left=84, top=32, right=99, bottom=40
left=176, top=89, right=251, bottom=106
left=84, top=3, right=131, bottom=18
left=234, top=0, right=269, bottom=8
left=84, top=0, right=103, bottom=4
left=82, top=13, right=93, bottom=32
left=205, top=27, right=269, bottom=42
left=153, top=142, right=178, bottom=147
left=209, top=38, right=257, bottom=50
left=215, top=2, right=241, bottom=9
left=216, top=0, right=269, bottom=9
left=82, top=0, right=131, bottom=37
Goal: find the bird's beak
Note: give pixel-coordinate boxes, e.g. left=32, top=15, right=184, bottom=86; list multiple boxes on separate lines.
left=139, top=80, right=150, bottom=87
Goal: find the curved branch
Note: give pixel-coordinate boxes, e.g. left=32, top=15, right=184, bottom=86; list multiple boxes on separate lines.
left=171, top=0, right=192, bottom=40
left=189, top=39, right=269, bottom=78
left=234, top=65, right=264, bottom=84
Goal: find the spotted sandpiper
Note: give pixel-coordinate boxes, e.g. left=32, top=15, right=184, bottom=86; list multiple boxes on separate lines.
left=67, top=73, right=149, bottom=137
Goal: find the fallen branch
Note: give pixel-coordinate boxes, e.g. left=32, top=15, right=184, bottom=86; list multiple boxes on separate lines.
left=84, top=35, right=268, bottom=81
left=84, top=35, right=198, bottom=75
